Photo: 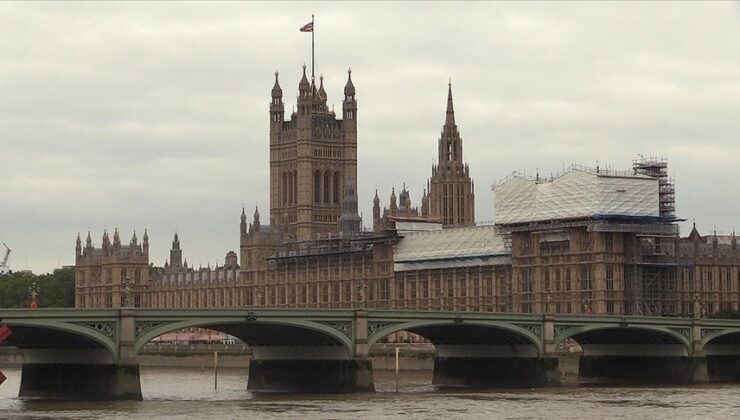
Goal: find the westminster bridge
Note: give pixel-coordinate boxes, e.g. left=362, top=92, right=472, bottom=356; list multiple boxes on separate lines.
left=1, top=308, right=740, bottom=400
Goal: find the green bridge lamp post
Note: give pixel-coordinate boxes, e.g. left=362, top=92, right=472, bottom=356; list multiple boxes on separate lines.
left=28, top=281, right=40, bottom=310
left=254, top=287, right=264, bottom=307
left=122, top=279, right=134, bottom=308
left=357, top=281, right=367, bottom=309
left=582, top=298, right=592, bottom=315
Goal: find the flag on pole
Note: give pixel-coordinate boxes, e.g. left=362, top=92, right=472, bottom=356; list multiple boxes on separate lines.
left=300, top=22, right=314, bottom=32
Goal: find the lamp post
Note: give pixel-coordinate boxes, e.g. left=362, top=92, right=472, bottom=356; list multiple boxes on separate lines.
left=356, top=281, right=367, bottom=309
left=121, top=279, right=134, bottom=308
left=28, top=281, right=40, bottom=310
left=693, top=294, right=702, bottom=319
left=438, top=290, right=446, bottom=310
left=546, top=292, right=552, bottom=314
left=255, top=287, right=264, bottom=307
left=582, top=298, right=592, bottom=315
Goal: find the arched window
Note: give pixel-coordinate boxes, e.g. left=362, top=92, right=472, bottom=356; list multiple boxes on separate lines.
left=314, top=171, right=321, bottom=203
left=333, top=171, right=341, bottom=203
left=282, top=172, right=287, bottom=205
left=293, top=171, right=298, bottom=203
left=323, top=171, right=331, bottom=203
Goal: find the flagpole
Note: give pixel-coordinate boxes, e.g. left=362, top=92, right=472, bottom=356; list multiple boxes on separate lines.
left=311, top=14, right=315, bottom=79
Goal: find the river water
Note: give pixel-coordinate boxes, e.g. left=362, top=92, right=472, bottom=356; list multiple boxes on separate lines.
left=1, top=367, right=739, bottom=419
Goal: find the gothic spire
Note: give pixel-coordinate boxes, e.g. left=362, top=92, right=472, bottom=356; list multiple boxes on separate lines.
left=344, top=68, right=355, bottom=97
left=318, top=74, right=327, bottom=101
left=272, top=70, right=282, bottom=97
left=445, top=80, right=455, bottom=127
left=299, top=64, right=310, bottom=92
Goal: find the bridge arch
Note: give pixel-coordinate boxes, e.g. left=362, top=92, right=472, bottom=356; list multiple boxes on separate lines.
left=702, top=328, right=740, bottom=355
left=555, top=324, right=691, bottom=356
left=0, top=319, right=119, bottom=362
left=368, top=320, right=543, bottom=357
left=135, top=318, right=354, bottom=359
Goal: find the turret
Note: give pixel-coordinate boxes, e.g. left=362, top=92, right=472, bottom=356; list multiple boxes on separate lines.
left=86, top=231, right=92, bottom=249
left=130, top=230, right=138, bottom=247
left=339, top=181, right=362, bottom=236
left=342, top=69, right=356, bottom=122
left=113, top=228, right=121, bottom=249
left=297, top=64, right=311, bottom=113
left=389, top=188, right=397, bottom=216
left=253, top=206, right=261, bottom=232
left=143, top=229, right=149, bottom=255
left=102, top=230, right=111, bottom=255
left=421, top=189, right=429, bottom=217
left=240, top=207, right=247, bottom=235
left=76, top=233, right=82, bottom=259
left=270, top=71, right=284, bottom=128
left=318, top=75, right=327, bottom=107
left=170, top=232, right=182, bottom=268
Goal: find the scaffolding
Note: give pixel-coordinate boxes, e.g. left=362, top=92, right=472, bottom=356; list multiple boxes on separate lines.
left=632, top=155, right=675, bottom=217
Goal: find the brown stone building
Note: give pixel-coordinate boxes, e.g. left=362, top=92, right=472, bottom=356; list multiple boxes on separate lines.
left=269, top=68, right=357, bottom=240
left=74, top=66, right=740, bottom=317
left=74, top=229, right=150, bottom=308
left=426, top=83, right=475, bottom=227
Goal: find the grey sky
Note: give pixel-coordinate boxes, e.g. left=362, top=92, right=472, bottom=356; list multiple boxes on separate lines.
left=1, top=2, right=739, bottom=273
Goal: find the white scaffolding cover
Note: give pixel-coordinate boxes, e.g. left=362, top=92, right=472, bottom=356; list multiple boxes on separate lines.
left=394, top=225, right=507, bottom=262
left=494, top=168, right=659, bottom=225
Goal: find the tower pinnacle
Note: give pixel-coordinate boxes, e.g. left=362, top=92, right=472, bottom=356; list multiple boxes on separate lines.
left=445, top=80, right=455, bottom=127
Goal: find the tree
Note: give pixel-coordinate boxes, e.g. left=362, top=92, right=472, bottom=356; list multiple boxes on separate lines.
left=0, top=268, right=75, bottom=308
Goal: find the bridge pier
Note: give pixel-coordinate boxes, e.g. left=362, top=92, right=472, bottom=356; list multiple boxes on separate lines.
left=578, top=356, right=708, bottom=384
left=19, top=362, right=141, bottom=400
left=15, top=308, right=143, bottom=400
left=707, top=355, right=740, bottom=382
left=247, top=359, right=374, bottom=393
left=432, top=356, right=559, bottom=388
left=246, top=310, right=375, bottom=393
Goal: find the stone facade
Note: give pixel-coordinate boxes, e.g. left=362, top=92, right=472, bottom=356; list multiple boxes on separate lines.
left=426, top=83, right=475, bottom=227
left=74, top=65, right=740, bottom=318
left=74, top=230, right=150, bottom=308
left=269, top=68, right=357, bottom=240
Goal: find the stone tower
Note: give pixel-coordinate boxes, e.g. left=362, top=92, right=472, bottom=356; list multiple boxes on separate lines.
left=428, top=82, right=475, bottom=227
left=169, top=233, right=182, bottom=268
left=338, top=181, right=362, bottom=236
left=269, top=67, right=358, bottom=240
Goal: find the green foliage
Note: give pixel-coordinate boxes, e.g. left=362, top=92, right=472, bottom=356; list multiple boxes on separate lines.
left=0, top=268, right=75, bottom=308
left=710, top=308, right=740, bottom=319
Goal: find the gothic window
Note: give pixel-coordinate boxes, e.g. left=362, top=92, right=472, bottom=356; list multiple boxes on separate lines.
left=282, top=172, right=288, bottom=205
left=606, top=266, right=614, bottom=290
left=333, top=171, right=341, bottom=203
left=287, top=171, right=292, bottom=205
left=447, top=142, right=452, bottom=161
left=293, top=171, right=298, bottom=203
left=314, top=171, right=321, bottom=203
left=323, top=171, right=331, bottom=203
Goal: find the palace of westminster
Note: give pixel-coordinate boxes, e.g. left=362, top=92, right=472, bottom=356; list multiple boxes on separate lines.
left=75, top=63, right=740, bottom=318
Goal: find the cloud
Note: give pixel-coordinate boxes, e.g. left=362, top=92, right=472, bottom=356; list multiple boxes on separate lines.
left=1, top=2, right=739, bottom=272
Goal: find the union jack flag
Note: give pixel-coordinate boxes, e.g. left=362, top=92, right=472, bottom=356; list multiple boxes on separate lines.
left=300, top=21, right=313, bottom=32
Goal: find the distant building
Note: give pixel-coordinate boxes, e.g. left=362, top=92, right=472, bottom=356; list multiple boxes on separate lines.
left=74, top=63, right=740, bottom=317
left=75, top=229, right=150, bottom=308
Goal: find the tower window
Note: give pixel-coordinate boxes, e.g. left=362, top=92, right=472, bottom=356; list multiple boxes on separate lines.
left=323, top=171, right=331, bottom=203
left=314, top=171, right=321, bottom=203
left=333, top=171, right=341, bottom=203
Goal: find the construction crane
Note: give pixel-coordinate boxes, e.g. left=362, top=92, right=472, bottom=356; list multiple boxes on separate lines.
left=0, top=242, right=11, bottom=275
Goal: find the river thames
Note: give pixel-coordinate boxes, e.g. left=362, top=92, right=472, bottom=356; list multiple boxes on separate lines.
left=1, top=367, right=739, bottom=419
